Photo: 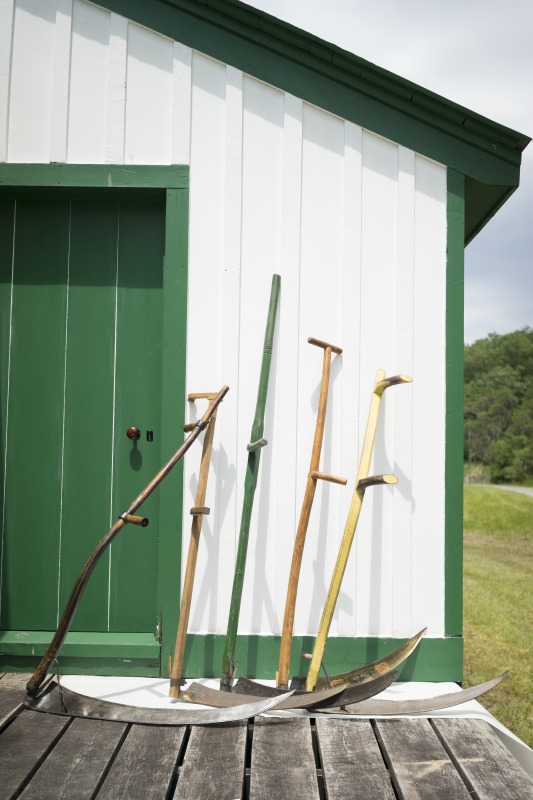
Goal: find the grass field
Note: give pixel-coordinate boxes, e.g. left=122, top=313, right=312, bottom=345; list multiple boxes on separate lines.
left=463, top=484, right=533, bottom=747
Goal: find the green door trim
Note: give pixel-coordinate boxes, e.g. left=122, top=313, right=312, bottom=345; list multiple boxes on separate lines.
left=0, top=164, right=189, bottom=677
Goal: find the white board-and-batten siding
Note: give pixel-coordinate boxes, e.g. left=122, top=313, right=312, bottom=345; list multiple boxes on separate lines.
left=1, top=0, right=448, bottom=639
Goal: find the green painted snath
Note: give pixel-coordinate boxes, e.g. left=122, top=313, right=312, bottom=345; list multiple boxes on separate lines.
left=0, top=165, right=189, bottom=676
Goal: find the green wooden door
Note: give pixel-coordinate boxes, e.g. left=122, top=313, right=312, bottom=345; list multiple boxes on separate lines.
left=0, top=192, right=171, bottom=669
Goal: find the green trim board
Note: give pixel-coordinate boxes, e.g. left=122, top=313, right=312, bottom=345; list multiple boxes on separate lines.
left=445, top=170, right=465, bottom=641
left=0, top=164, right=188, bottom=189
left=158, top=187, right=190, bottom=675
left=0, top=632, right=160, bottom=676
left=94, top=0, right=530, bottom=242
left=182, top=634, right=463, bottom=683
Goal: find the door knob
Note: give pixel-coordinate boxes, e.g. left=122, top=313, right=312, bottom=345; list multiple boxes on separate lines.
left=127, top=427, right=141, bottom=441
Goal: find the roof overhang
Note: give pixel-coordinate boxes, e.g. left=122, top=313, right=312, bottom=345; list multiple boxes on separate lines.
left=96, top=0, right=530, bottom=243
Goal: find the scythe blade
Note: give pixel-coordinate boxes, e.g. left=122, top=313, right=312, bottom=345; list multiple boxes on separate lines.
left=324, top=672, right=509, bottom=716
left=24, top=681, right=293, bottom=726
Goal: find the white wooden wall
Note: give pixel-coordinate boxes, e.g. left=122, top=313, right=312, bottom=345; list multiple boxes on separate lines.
left=0, top=0, right=448, bottom=639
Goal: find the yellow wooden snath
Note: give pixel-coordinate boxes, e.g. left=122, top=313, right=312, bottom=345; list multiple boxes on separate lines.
left=305, top=369, right=412, bottom=692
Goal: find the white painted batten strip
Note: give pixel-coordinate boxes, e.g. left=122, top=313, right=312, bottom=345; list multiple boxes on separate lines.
left=57, top=201, right=72, bottom=624
left=105, top=12, right=128, bottom=164
left=214, top=64, right=243, bottom=631
left=274, top=92, right=303, bottom=633
left=392, top=146, right=415, bottom=636
left=50, top=0, right=72, bottom=163
left=171, top=41, right=192, bottom=165
left=0, top=0, right=15, bottom=162
left=0, top=201, right=16, bottom=620
left=337, top=120, right=362, bottom=637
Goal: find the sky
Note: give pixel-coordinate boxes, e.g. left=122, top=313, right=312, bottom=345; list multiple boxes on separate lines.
left=247, top=0, right=533, bottom=344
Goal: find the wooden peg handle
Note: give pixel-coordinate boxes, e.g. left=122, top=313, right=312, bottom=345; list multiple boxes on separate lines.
left=188, top=392, right=218, bottom=401
left=310, top=470, right=347, bottom=486
left=122, top=514, right=150, bottom=527
left=375, top=374, right=412, bottom=396
left=308, top=337, right=342, bottom=355
left=190, top=506, right=210, bottom=516
left=357, top=474, right=398, bottom=489
left=247, top=437, right=268, bottom=452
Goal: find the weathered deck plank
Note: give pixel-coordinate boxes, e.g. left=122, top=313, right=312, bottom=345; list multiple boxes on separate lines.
left=316, top=718, right=396, bottom=799
left=0, top=678, right=531, bottom=800
left=0, top=672, right=28, bottom=730
left=17, top=717, right=126, bottom=800
left=375, top=718, right=473, bottom=799
left=433, top=717, right=533, bottom=799
left=173, top=722, right=247, bottom=800
left=250, top=717, right=319, bottom=800
left=97, top=724, right=186, bottom=800
left=0, top=710, right=69, bottom=800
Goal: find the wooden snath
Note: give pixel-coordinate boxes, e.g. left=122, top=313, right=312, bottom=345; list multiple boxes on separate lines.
left=306, top=370, right=412, bottom=692
left=276, top=336, right=345, bottom=689
left=220, top=274, right=281, bottom=690
left=169, top=393, right=219, bottom=697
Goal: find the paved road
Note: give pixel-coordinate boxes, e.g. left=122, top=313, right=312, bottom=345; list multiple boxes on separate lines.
left=491, top=485, right=533, bottom=498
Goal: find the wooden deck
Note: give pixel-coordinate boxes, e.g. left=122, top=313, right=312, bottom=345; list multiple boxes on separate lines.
left=1, top=673, right=532, bottom=799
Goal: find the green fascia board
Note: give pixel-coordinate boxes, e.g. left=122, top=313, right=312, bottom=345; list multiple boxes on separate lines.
left=0, top=163, right=188, bottom=188
left=94, top=0, right=530, bottom=241
left=183, top=634, right=463, bottom=682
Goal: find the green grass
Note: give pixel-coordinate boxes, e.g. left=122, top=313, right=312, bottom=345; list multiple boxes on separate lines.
left=463, top=484, right=533, bottom=747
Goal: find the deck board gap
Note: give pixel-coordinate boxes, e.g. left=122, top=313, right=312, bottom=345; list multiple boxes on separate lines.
left=8, top=713, right=73, bottom=800
left=311, top=719, right=326, bottom=800
left=429, top=718, right=481, bottom=800
left=369, top=719, right=402, bottom=799
left=88, top=721, right=132, bottom=800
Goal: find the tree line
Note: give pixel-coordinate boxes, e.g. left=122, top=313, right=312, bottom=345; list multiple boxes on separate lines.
left=464, top=327, right=533, bottom=482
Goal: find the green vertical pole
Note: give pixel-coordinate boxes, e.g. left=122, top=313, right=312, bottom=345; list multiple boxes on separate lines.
left=220, top=274, right=281, bottom=690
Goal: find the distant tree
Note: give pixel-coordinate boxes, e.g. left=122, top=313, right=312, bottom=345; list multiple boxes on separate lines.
left=464, top=328, right=533, bottom=482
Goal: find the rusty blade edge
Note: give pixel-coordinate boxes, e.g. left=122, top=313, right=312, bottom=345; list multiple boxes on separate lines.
left=183, top=670, right=399, bottom=710
left=233, top=628, right=426, bottom=697
left=307, top=627, right=427, bottom=690
left=24, top=681, right=294, bottom=726
left=322, top=671, right=509, bottom=716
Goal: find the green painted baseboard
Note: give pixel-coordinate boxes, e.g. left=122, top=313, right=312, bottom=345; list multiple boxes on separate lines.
left=1, top=631, right=463, bottom=681
left=0, top=631, right=161, bottom=676
left=183, top=634, right=463, bottom=682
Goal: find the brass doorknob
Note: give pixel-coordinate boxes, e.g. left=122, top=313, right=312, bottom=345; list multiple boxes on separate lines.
left=127, top=427, right=141, bottom=441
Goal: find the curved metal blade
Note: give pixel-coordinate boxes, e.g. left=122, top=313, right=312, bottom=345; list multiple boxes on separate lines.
left=292, top=628, right=427, bottom=690
left=24, top=681, right=293, bottom=726
left=186, top=670, right=398, bottom=710
left=232, top=628, right=426, bottom=697
left=325, top=672, right=508, bottom=715
left=181, top=682, right=346, bottom=710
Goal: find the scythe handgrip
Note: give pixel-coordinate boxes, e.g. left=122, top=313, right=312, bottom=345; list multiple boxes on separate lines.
left=26, top=385, right=229, bottom=697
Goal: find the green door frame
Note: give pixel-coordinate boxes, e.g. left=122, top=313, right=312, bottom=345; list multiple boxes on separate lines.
left=0, top=164, right=189, bottom=677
